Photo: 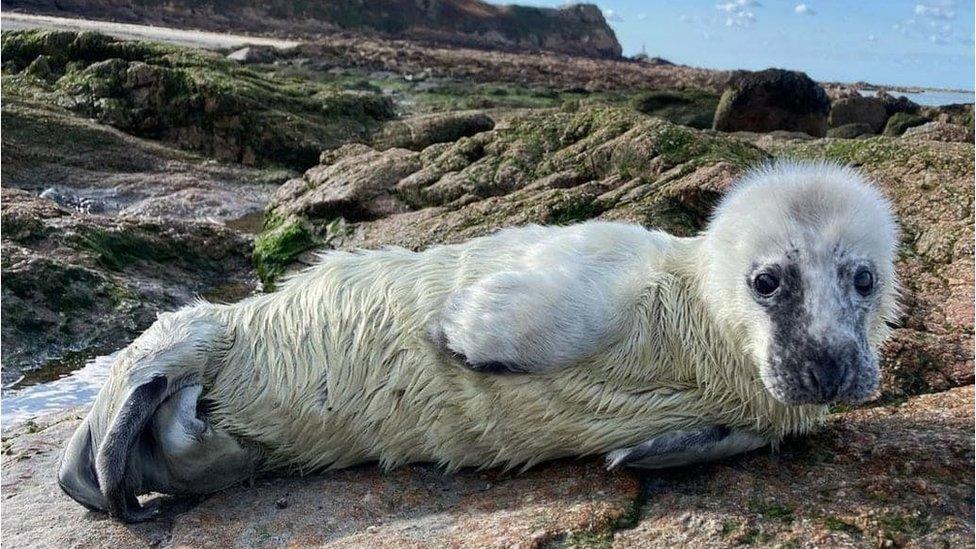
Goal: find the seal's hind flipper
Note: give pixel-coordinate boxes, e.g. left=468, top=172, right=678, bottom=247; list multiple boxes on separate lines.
left=95, top=376, right=169, bottom=522
left=605, top=426, right=768, bottom=470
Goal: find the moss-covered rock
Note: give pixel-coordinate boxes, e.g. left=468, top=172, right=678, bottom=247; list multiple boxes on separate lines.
left=252, top=215, right=317, bottom=288
left=1, top=29, right=395, bottom=169
left=883, top=112, right=929, bottom=136
left=920, top=102, right=974, bottom=129
left=828, top=96, right=888, bottom=133
left=0, top=188, right=256, bottom=384
left=258, top=105, right=768, bottom=287
left=827, top=122, right=874, bottom=139
left=372, top=111, right=495, bottom=151
left=628, top=89, right=720, bottom=129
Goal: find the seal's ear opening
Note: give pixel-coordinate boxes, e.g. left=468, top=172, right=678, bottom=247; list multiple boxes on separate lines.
left=59, top=376, right=169, bottom=522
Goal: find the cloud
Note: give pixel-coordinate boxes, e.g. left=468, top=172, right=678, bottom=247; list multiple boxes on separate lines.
left=897, top=1, right=959, bottom=45
left=636, top=12, right=648, bottom=21
left=716, top=0, right=759, bottom=26
left=914, top=3, right=955, bottom=20
left=794, top=4, right=814, bottom=15
left=867, top=34, right=877, bottom=42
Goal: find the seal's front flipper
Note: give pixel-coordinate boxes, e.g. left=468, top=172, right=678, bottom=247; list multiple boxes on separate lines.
left=605, top=426, right=769, bottom=470
left=431, top=269, right=620, bottom=374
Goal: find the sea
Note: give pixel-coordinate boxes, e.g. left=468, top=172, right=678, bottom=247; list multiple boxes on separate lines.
left=858, top=89, right=974, bottom=107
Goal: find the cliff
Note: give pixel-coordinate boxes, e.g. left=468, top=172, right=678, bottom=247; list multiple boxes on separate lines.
left=3, top=0, right=623, bottom=58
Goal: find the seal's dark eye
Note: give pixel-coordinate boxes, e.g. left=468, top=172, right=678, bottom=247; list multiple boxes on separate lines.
left=753, top=273, right=780, bottom=296
left=853, top=268, right=874, bottom=296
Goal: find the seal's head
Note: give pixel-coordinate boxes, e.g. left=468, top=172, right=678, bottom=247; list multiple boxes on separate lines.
left=700, top=161, right=899, bottom=405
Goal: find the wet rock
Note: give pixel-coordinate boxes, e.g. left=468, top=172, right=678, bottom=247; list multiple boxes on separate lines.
left=829, top=96, right=888, bottom=133
left=0, top=189, right=256, bottom=385
left=902, top=121, right=975, bottom=143
left=372, top=111, right=495, bottom=151
left=2, top=92, right=286, bottom=222
left=713, top=68, right=831, bottom=137
left=0, top=407, right=639, bottom=547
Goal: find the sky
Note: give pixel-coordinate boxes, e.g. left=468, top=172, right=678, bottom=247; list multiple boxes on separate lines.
left=488, top=0, right=975, bottom=90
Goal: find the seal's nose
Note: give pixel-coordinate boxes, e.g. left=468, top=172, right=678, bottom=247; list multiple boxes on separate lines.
left=802, top=346, right=858, bottom=403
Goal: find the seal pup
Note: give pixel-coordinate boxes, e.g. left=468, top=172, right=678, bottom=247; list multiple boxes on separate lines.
left=58, top=161, right=899, bottom=521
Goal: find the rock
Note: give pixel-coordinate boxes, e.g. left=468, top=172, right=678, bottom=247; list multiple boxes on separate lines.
left=0, top=188, right=257, bottom=384
left=372, top=111, right=495, bottom=151
left=2, top=93, right=286, bottom=222
left=615, top=386, right=974, bottom=547
left=2, top=30, right=395, bottom=170
left=876, top=90, right=921, bottom=117
left=225, top=45, right=282, bottom=64
left=882, top=112, right=929, bottom=136
left=920, top=103, right=975, bottom=128
left=273, top=145, right=421, bottom=221
left=24, top=54, right=53, bottom=80
left=902, top=121, right=975, bottom=143
left=827, top=123, right=875, bottom=139
left=828, top=96, right=888, bottom=133
left=2, top=387, right=969, bottom=546
left=0, top=407, right=640, bottom=547
left=629, top=89, right=720, bottom=129
left=257, top=106, right=768, bottom=286
left=713, top=68, right=830, bottom=137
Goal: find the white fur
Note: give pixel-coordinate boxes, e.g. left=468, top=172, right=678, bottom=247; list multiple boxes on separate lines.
left=84, top=161, right=899, bottom=477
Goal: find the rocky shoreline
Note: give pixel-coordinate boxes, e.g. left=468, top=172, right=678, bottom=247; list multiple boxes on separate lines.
left=0, top=26, right=972, bottom=548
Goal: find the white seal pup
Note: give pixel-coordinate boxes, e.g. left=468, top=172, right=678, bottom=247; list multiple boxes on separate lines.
left=58, top=161, right=899, bottom=521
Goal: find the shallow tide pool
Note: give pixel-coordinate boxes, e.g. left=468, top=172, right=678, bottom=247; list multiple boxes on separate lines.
left=2, top=352, right=118, bottom=425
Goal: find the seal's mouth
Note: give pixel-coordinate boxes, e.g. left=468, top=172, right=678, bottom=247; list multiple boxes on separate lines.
left=760, top=345, right=879, bottom=406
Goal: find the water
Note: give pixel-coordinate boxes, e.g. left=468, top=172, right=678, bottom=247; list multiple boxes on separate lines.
left=1, top=352, right=118, bottom=425
left=858, top=89, right=974, bottom=107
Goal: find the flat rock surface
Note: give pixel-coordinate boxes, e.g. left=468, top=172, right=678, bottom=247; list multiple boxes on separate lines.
left=2, top=387, right=971, bottom=547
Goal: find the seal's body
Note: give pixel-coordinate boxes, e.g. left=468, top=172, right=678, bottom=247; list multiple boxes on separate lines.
left=59, top=162, right=899, bottom=521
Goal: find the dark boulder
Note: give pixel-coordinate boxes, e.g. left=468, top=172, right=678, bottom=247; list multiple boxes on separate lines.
left=713, top=69, right=830, bottom=137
